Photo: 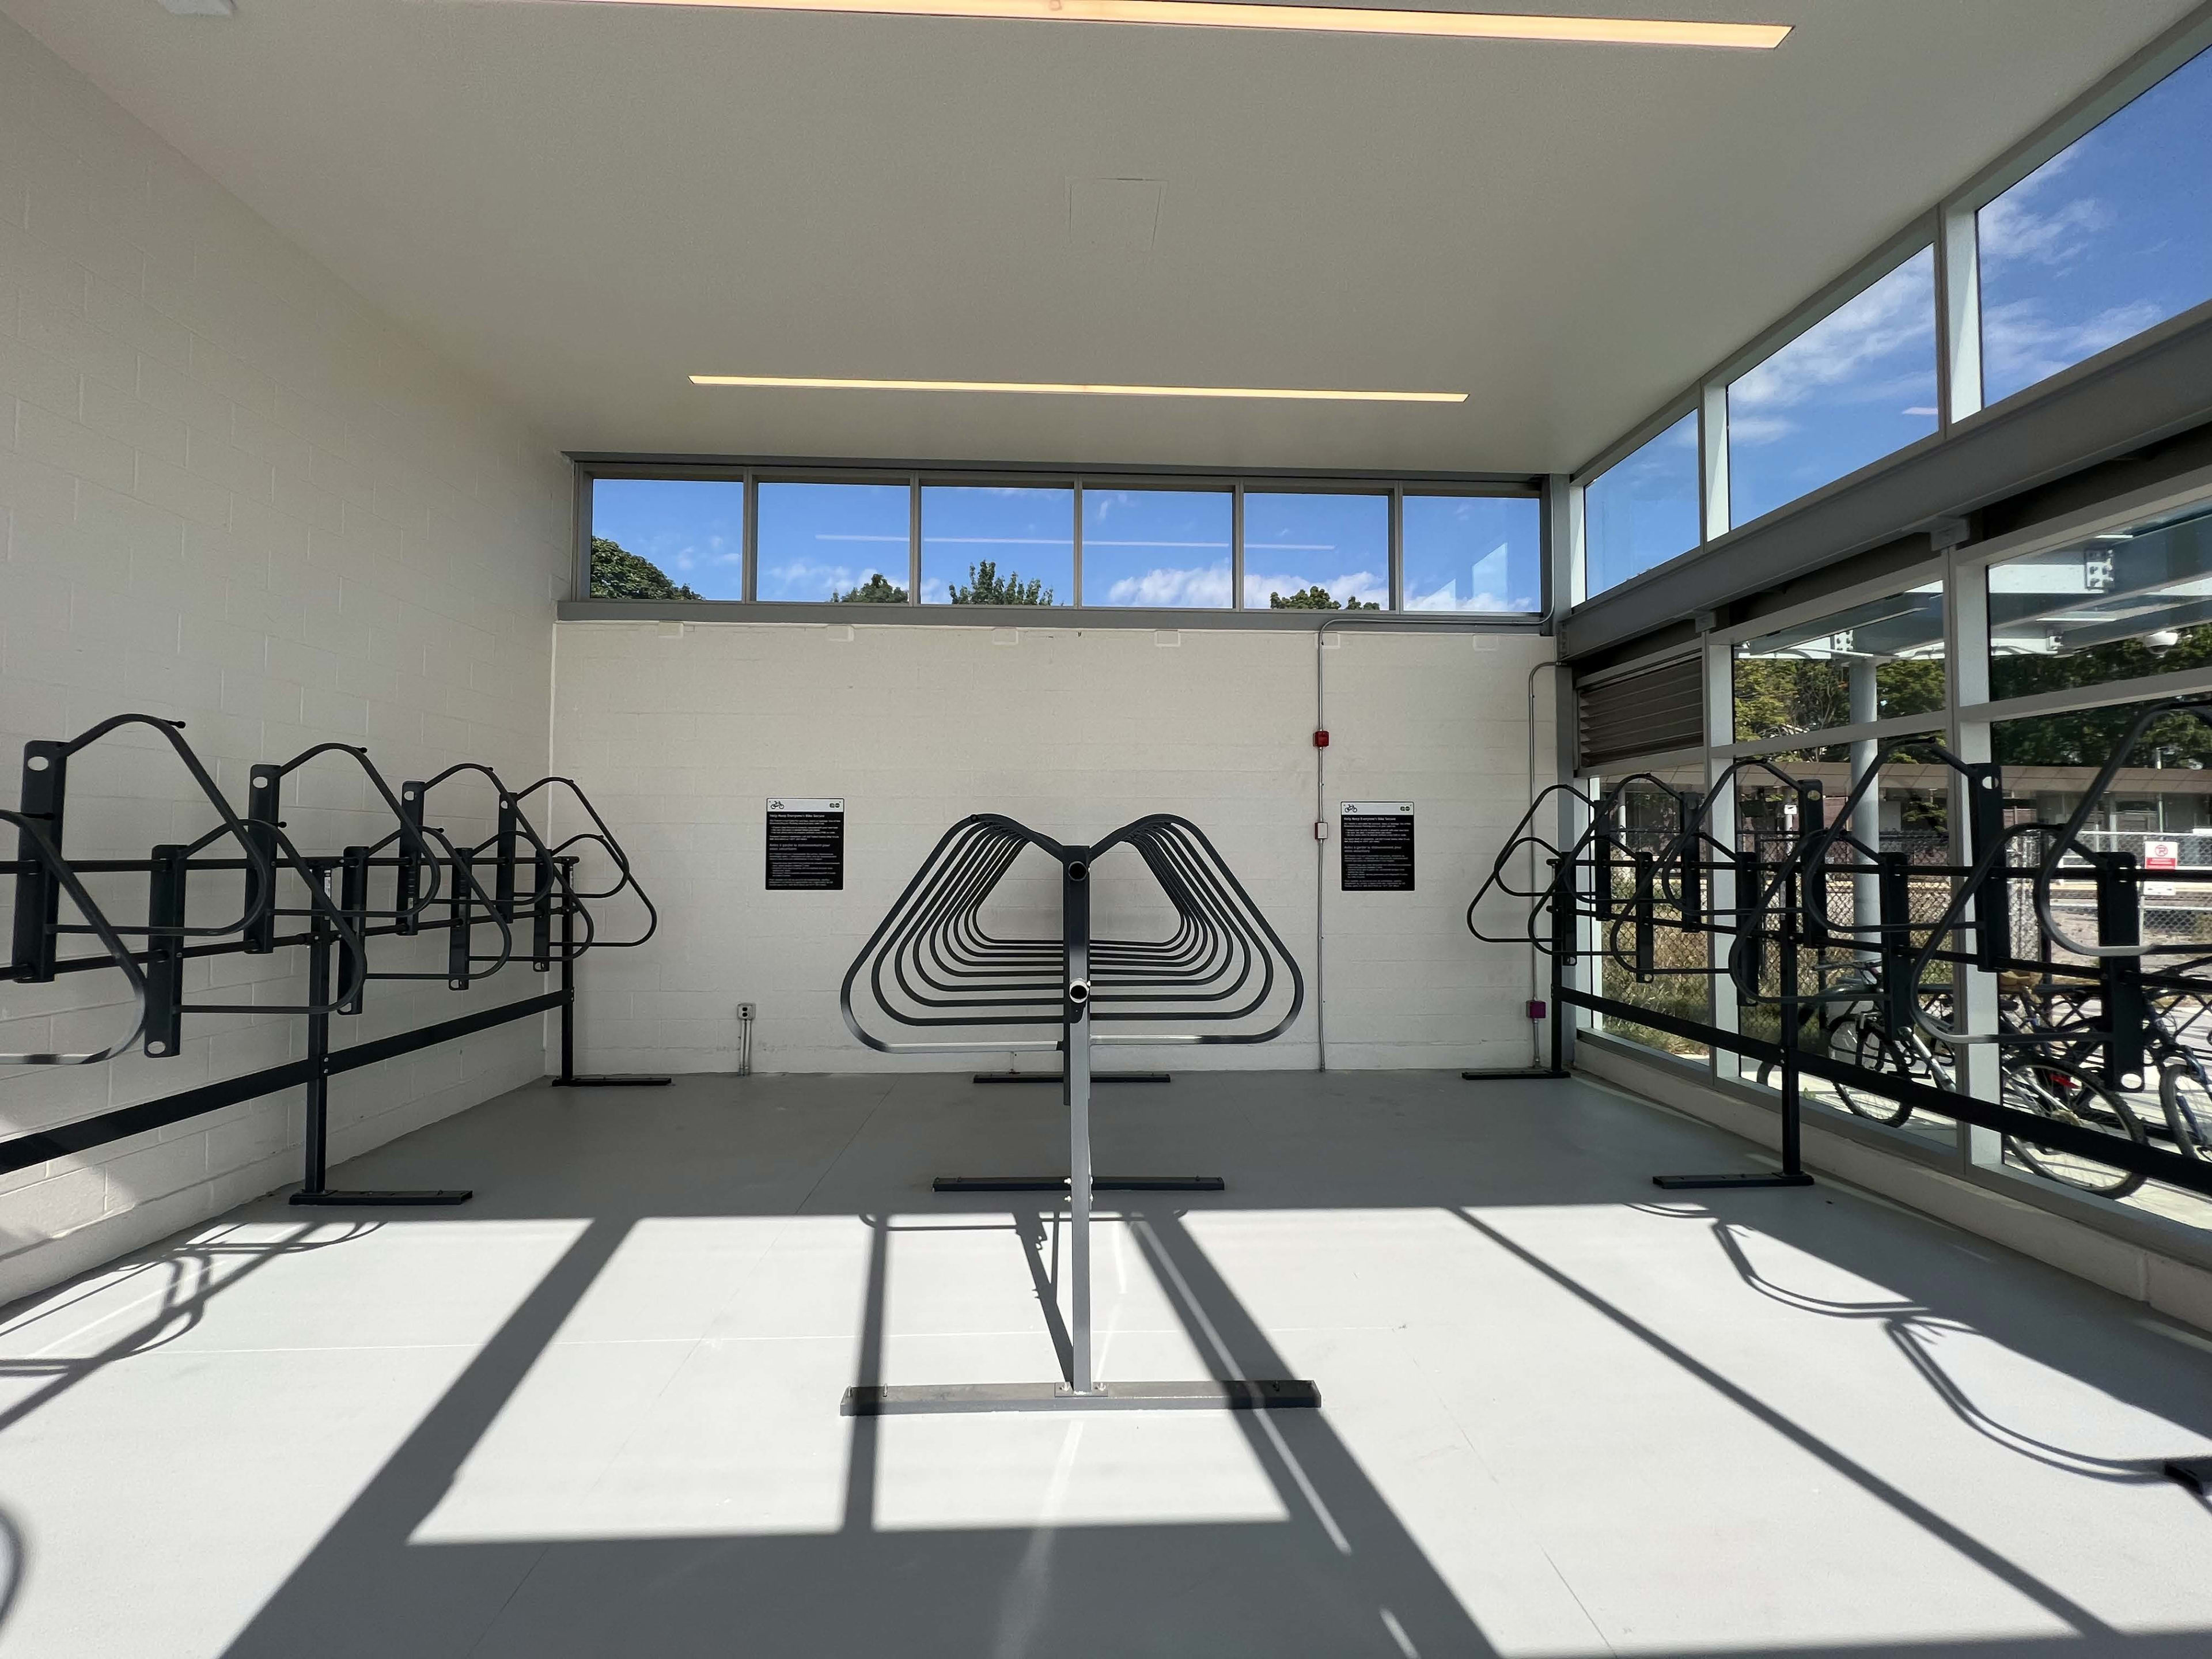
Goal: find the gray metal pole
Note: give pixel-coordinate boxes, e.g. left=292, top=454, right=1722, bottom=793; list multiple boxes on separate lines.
left=1063, top=851, right=1096, bottom=1395
left=1850, top=656, right=1881, bottom=953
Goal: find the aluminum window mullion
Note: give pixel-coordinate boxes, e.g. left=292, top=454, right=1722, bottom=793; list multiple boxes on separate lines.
left=741, top=474, right=759, bottom=602
left=1938, top=202, right=1983, bottom=427
left=1229, top=483, right=1243, bottom=609
left=1388, top=487, right=1404, bottom=611
left=1699, top=384, right=1730, bottom=544
left=908, top=476, right=922, bottom=604
left=1702, top=632, right=1740, bottom=1088
left=1073, top=479, right=1085, bottom=607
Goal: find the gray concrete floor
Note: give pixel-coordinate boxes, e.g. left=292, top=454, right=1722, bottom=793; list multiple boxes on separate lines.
left=2, top=1070, right=2211, bottom=1659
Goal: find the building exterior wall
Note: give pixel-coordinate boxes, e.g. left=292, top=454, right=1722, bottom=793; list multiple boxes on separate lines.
left=0, top=18, right=567, bottom=1305
left=551, top=619, right=1555, bottom=1075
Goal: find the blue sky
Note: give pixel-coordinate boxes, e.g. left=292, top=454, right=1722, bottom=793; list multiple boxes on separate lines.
left=922, top=487, right=1074, bottom=603
left=1979, top=44, right=2212, bottom=406
left=595, top=480, right=1539, bottom=608
left=1727, top=245, right=1937, bottom=529
left=1082, top=489, right=1230, bottom=607
left=1244, top=493, right=1387, bottom=607
left=1583, top=45, right=2211, bottom=601
left=759, top=481, right=907, bottom=601
left=1403, top=495, right=1540, bottom=612
left=1585, top=411, right=1699, bottom=597
left=592, top=478, right=746, bottom=599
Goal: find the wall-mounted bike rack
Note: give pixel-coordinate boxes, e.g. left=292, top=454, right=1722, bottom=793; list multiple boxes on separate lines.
left=3, top=714, right=662, bottom=1207
left=1468, top=711, right=2212, bottom=1206
left=839, top=812, right=1313, bottom=1414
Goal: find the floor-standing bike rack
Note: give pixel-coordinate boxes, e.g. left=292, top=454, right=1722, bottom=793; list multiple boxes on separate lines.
left=839, top=812, right=1316, bottom=1414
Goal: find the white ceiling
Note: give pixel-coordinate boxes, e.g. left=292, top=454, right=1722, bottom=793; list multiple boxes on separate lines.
left=1, top=0, right=2195, bottom=473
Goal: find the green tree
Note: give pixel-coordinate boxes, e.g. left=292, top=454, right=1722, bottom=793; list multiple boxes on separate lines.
left=834, top=573, right=909, bottom=603
left=1270, top=585, right=1378, bottom=611
left=948, top=560, right=1052, bottom=605
left=589, top=536, right=700, bottom=600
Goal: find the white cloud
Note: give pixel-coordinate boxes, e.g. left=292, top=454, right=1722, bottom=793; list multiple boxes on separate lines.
left=1243, top=568, right=1385, bottom=607
left=1728, top=250, right=1936, bottom=436
left=1105, top=565, right=1232, bottom=607
left=1981, top=296, right=2166, bottom=396
left=1977, top=156, right=2109, bottom=274
left=760, top=557, right=896, bottom=600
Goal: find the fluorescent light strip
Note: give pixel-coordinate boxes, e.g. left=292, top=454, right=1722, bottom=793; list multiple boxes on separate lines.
left=565, top=0, right=1789, bottom=49
left=691, top=374, right=1468, bottom=403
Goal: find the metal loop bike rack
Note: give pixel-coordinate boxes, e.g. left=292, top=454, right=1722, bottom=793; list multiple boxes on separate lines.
left=839, top=812, right=1315, bottom=1415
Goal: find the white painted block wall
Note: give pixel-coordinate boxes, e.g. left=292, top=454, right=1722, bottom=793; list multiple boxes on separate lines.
left=0, top=20, right=567, bottom=1304
left=551, top=619, right=1556, bottom=1074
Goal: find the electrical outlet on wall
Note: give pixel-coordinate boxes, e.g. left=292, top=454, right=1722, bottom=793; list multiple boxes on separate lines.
left=737, top=1003, right=756, bottom=1020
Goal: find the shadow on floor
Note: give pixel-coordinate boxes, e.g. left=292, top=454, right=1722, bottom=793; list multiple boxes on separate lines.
left=7, top=1070, right=2211, bottom=1657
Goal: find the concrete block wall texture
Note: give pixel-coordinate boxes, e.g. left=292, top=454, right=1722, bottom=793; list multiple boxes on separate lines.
left=0, top=19, right=569, bottom=1305
left=550, top=619, right=1556, bottom=1074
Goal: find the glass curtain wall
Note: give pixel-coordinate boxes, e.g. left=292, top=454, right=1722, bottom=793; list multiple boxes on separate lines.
left=1577, top=488, right=2212, bottom=1245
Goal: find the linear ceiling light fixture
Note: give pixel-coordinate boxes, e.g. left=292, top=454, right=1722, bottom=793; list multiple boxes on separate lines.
left=562, top=1, right=1789, bottom=49
left=690, top=374, right=1469, bottom=403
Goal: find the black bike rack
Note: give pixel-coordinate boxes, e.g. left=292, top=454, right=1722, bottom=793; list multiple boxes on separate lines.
left=839, top=812, right=1312, bottom=1414
left=3, top=715, right=661, bottom=1205
left=1466, top=719, right=2212, bottom=1205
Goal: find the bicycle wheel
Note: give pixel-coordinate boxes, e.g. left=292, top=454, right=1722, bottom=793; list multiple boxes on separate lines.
left=2003, top=1062, right=2150, bottom=1199
left=2159, top=1059, right=2212, bottom=1162
left=1834, top=1017, right=1915, bottom=1127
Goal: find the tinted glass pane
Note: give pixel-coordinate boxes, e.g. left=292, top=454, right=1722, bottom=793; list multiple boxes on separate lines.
left=1584, top=411, right=1699, bottom=598
left=756, top=482, right=909, bottom=603
left=590, top=479, right=744, bottom=601
left=1081, top=488, right=1230, bottom=607
left=1403, top=495, right=1540, bottom=612
left=1989, top=501, right=2212, bottom=702
left=1728, top=248, right=1937, bottom=526
left=921, top=486, right=1072, bottom=605
left=1732, top=583, right=1946, bottom=744
left=1584, top=765, right=1711, bottom=1060
left=1242, top=494, right=1387, bottom=609
left=1979, top=46, right=2212, bottom=406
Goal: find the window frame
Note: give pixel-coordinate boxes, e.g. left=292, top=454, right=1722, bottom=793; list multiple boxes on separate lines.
left=574, top=460, right=1542, bottom=620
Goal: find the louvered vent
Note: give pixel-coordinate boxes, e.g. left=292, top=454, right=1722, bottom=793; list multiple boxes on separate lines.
left=1577, top=656, right=1703, bottom=771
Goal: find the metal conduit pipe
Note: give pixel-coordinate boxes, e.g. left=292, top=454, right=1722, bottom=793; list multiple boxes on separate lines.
left=1312, top=613, right=1550, bottom=1071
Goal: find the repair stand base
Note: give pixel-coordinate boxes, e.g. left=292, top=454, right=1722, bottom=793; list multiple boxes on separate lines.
left=843, top=1378, right=1319, bottom=1416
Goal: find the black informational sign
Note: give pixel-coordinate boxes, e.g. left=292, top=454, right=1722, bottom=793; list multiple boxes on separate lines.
left=766, top=798, right=844, bottom=891
left=1340, top=802, right=1415, bottom=892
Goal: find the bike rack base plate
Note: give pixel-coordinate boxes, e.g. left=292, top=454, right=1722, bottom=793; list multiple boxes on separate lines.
left=933, top=1175, right=1225, bottom=1192
left=843, top=1378, right=1319, bottom=1416
left=2164, top=1458, right=2212, bottom=1496
left=973, top=1071, right=1172, bottom=1084
left=551, top=1075, right=673, bottom=1087
left=290, top=1188, right=474, bottom=1206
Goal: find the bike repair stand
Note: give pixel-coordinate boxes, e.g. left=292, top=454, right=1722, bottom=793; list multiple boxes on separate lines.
left=850, top=850, right=1315, bottom=1414
left=548, top=887, right=671, bottom=1089
left=1655, top=864, right=1815, bottom=1191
